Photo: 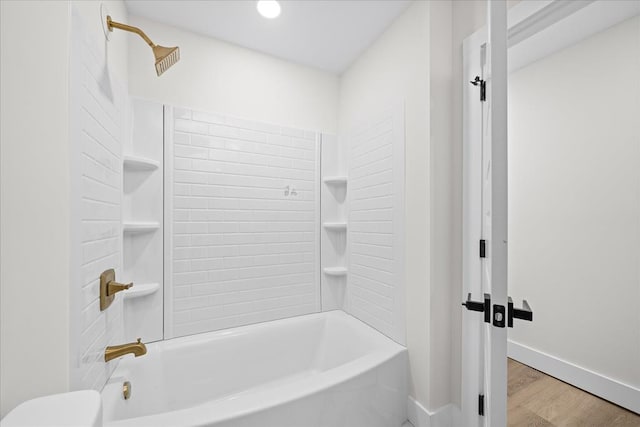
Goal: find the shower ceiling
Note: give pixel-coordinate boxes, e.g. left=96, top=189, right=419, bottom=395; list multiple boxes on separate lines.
left=124, top=0, right=411, bottom=73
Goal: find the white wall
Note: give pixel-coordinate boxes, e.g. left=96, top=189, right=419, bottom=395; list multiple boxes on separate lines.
left=69, top=2, right=129, bottom=392
left=165, top=108, right=320, bottom=338
left=346, top=105, right=405, bottom=345
left=0, top=1, right=71, bottom=417
left=427, top=0, right=454, bottom=412
left=508, top=15, right=640, bottom=389
left=339, top=0, right=429, bottom=408
left=127, top=15, right=339, bottom=134
left=0, top=0, right=128, bottom=417
left=339, top=0, right=455, bottom=412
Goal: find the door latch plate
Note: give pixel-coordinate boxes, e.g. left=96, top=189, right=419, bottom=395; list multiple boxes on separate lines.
left=493, top=304, right=505, bottom=328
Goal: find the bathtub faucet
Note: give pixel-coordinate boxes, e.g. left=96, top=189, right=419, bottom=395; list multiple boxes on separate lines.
left=105, top=338, right=147, bottom=362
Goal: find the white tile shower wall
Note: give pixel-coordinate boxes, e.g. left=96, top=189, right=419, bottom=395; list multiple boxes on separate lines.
left=347, top=106, right=405, bottom=344
left=167, top=108, right=320, bottom=338
left=70, top=9, right=125, bottom=391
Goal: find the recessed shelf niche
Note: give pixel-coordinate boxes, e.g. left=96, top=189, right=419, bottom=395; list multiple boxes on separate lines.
left=123, top=154, right=160, bottom=171
left=323, top=176, right=348, bottom=186
left=323, top=267, right=348, bottom=277
left=121, top=98, right=164, bottom=343
left=123, top=221, right=161, bottom=233
left=320, top=134, right=348, bottom=311
left=323, top=222, right=347, bottom=231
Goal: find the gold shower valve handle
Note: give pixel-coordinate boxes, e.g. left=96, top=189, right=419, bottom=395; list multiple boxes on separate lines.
left=100, top=269, right=133, bottom=311
left=107, top=280, right=133, bottom=296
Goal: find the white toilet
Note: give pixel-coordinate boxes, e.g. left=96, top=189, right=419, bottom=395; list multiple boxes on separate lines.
left=0, top=391, right=101, bottom=427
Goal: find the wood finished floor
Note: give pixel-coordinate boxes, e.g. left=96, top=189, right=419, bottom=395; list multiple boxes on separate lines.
left=508, top=359, right=640, bottom=427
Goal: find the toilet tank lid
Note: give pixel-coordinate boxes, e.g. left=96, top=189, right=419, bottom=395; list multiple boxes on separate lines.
left=1, top=390, right=101, bottom=427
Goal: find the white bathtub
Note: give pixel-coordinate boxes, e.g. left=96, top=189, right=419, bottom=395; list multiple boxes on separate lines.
left=102, top=310, right=407, bottom=427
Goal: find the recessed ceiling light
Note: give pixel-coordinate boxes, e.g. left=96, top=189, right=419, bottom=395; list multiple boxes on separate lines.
left=257, top=0, right=281, bottom=19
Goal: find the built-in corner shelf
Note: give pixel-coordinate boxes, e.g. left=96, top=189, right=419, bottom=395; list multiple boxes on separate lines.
left=323, top=222, right=347, bottom=231
left=323, top=267, right=347, bottom=277
left=323, top=176, right=348, bottom=186
left=123, top=221, right=161, bottom=233
left=123, top=155, right=160, bottom=171
left=122, top=282, right=160, bottom=300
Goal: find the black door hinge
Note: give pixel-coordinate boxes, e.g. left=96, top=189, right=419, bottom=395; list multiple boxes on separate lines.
left=479, top=394, right=485, bottom=416
left=470, top=76, right=486, bottom=102
left=479, top=239, right=486, bottom=258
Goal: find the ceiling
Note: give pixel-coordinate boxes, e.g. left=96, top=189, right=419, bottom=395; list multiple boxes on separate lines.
left=125, top=0, right=412, bottom=74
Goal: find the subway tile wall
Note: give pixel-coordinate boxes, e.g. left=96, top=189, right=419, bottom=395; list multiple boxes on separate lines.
left=348, top=108, right=405, bottom=344
left=167, top=108, right=320, bottom=338
left=70, top=10, right=125, bottom=391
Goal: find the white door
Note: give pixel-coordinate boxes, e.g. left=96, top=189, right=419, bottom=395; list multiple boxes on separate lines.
left=484, top=2, right=509, bottom=426
left=463, top=1, right=640, bottom=425
left=462, top=1, right=509, bottom=426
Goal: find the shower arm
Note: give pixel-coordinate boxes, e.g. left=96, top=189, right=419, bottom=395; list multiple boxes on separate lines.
left=106, top=16, right=156, bottom=48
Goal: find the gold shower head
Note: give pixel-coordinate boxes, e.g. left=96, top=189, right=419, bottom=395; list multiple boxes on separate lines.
left=106, top=16, right=180, bottom=76
left=153, top=45, right=180, bottom=76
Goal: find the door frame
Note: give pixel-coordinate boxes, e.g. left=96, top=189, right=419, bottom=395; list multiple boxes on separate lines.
left=461, top=0, right=640, bottom=425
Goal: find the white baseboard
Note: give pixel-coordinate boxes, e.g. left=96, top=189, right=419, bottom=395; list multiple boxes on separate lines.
left=407, top=397, right=461, bottom=427
left=508, top=340, right=640, bottom=414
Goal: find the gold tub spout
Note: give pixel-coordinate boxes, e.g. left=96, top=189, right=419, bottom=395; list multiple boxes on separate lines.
left=105, top=338, right=147, bottom=362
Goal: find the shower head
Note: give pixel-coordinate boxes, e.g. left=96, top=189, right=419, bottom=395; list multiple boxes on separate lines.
left=153, top=45, right=180, bottom=76
left=106, top=16, right=180, bottom=76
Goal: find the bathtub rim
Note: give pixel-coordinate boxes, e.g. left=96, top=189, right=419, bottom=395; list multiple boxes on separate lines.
left=133, top=309, right=403, bottom=352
